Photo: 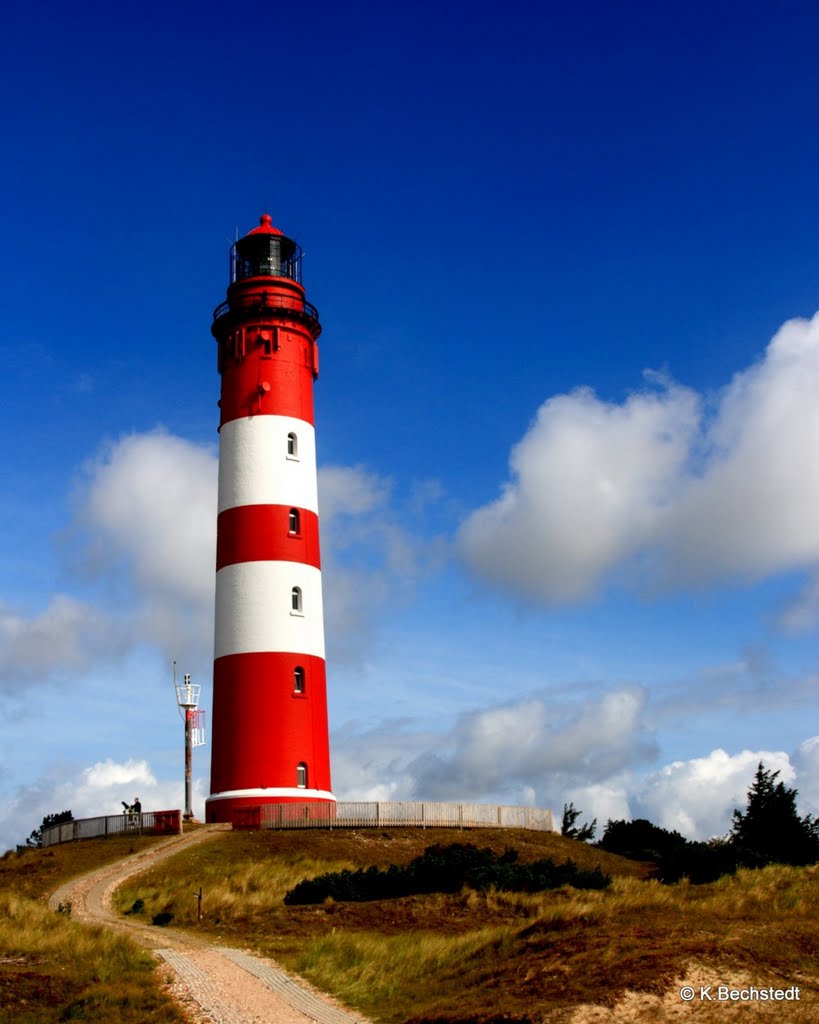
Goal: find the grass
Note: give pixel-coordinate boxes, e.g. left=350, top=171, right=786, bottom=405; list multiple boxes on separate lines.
left=0, top=834, right=167, bottom=902
left=9, top=828, right=818, bottom=1023
left=110, top=827, right=819, bottom=1022
left=0, top=835, right=189, bottom=1023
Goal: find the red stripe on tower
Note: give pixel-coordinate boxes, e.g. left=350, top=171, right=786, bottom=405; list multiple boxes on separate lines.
left=206, top=215, right=333, bottom=823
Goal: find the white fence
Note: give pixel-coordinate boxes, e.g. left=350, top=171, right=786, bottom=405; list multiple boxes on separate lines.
left=233, top=801, right=554, bottom=832
left=41, top=809, right=182, bottom=847
left=41, top=803, right=555, bottom=844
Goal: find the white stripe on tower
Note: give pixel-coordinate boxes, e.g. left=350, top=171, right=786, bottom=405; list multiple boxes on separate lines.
left=214, top=562, right=325, bottom=658
left=217, top=416, right=319, bottom=514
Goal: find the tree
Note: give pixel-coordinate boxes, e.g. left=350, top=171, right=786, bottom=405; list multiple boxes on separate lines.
left=731, top=762, right=819, bottom=866
left=598, top=817, right=689, bottom=862
left=561, top=802, right=596, bottom=842
left=597, top=818, right=751, bottom=883
left=24, top=810, right=74, bottom=849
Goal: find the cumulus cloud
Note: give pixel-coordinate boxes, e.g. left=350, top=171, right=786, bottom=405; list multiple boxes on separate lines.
left=792, top=735, right=819, bottom=810
left=0, top=595, right=128, bottom=686
left=632, top=748, right=789, bottom=839
left=331, top=718, right=438, bottom=801
left=0, top=757, right=207, bottom=852
left=563, top=743, right=819, bottom=842
left=69, top=430, right=218, bottom=664
left=1, top=429, right=423, bottom=692
left=333, top=709, right=819, bottom=843
left=75, top=435, right=415, bottom=666
left=459, top=377, right=699, bottom=601
left=332, top=688, right=657, bottom=809
left=318, top=464, right=428, bottom=662
left=408, top=688, right=656, bottom=801
left=459, top=312, right=819, bottom=603
left=79, top=431, right=218, bottom=604
left=58, top=432, right=420, bottom=670
left=562, top=780, right=631, bottom=829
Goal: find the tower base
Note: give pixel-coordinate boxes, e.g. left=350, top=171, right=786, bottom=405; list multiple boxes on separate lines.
left=206, top=788, right=336, bottom=824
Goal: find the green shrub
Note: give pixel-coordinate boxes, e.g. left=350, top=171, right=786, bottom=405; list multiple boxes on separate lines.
left=284, top=843, right=610, bottom=904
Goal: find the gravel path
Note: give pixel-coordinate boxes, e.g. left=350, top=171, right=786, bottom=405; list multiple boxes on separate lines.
left=48, top=825, right=373, bottom=1024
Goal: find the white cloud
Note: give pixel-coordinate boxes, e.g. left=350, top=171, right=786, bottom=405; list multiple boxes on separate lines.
left=0, top=757, right=208, bottom=852
left=331, top=692, right=819, bottom=843
left=792, top=735, right=819, bottom=811
left=318, top=464, right=427, bottom=662
left=459, top=312, right=819, bottom=604
left=563, top=780, right=631, bottom=830
left=0, top=595, right=128, bottom=687
left=567, top=743, right=819, bottom=843
left=408, top=688, right=656, bottom=801
left=319, top=465, right=391, bottom=522
left=0, top=431, right=422, bottom=692
left=79, top=430, right=218, bottom=605
left=82, top=757, right=158, bottom=791
left=632, top=747, right=806, bottom=840
left=330, top=688, right=656, bottom=809
left=61, top=434, right=415, bottom=670
left=330, top=718, right=436, bottom=801
left=70, top=430, right=218, bottom=665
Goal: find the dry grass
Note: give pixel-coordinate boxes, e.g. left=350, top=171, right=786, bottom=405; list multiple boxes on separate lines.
left=0, top=836, right=188, bottom=1023
left=111, top=827, right=819, bottom=1022
left=11, top=828, right=817, bottom=1023
left=0, top=833, right=166, bottom=902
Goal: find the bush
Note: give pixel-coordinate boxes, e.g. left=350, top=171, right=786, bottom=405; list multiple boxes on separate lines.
left=597, top=761, right=819, bottom=885
left=284, top=843, right=610, bottom=904
left=651, top=839, right=769, bottom=884
left=597, top=819, right=688, bottom=863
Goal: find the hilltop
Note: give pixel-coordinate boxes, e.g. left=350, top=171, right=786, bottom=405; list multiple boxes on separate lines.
left=2, top=826, right=817, bottom=1022
left=111, top=826, right=817, bottom=1022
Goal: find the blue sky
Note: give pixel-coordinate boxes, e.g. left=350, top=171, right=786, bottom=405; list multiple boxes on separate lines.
left=2, top=0, right=819, bottom=849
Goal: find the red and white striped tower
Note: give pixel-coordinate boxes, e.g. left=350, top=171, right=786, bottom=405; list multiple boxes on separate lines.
left=205, top=215, right=334, bottom=823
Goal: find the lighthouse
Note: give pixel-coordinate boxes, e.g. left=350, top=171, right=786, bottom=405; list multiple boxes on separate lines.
left=205, top=215, right=334, bottom=823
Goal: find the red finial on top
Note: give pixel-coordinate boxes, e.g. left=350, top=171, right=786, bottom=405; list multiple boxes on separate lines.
left=247, top=213, right=283, bottom=237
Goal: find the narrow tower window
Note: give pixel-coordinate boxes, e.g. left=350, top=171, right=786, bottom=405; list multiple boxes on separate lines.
left=297, top=762, right=308, bottom=788
left=288, top=508, right=300, bottom=535
left=287, top=431, right=298, bottom=458
left=293, top=666, right=305, bottom=694
left=291, top=586, right=303, bottom=613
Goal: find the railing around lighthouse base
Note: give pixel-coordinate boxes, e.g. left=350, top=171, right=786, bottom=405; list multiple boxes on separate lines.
left=41, top=810, right=182, bottom=847
left=230, top=801, right=554, bottom=832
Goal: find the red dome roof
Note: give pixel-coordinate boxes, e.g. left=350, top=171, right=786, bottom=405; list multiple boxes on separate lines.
left=246, top=213, right=283, bottom=237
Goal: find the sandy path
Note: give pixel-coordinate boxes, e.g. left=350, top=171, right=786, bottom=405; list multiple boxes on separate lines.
left=48, top=825, right=372, bottom=1024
